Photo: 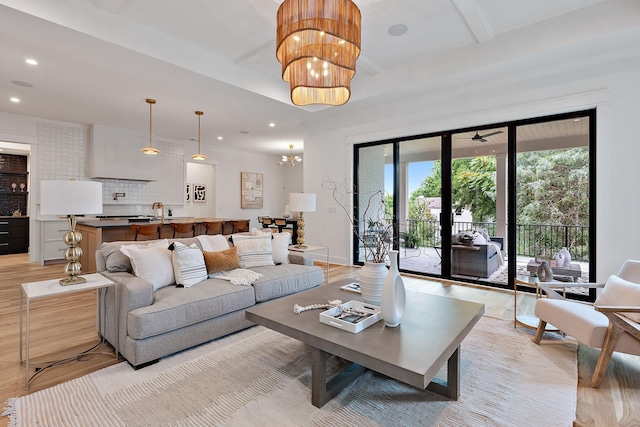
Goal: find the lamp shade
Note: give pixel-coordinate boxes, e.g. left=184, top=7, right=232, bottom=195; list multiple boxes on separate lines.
left=289, top=193, right=316, bottom=212
left=40, top=180, right=103, bottom=215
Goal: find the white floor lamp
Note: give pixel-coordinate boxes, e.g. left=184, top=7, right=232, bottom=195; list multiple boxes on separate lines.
left=40, top=180, right=103, bottom=285
left=289, top=193, right=316, bottom=248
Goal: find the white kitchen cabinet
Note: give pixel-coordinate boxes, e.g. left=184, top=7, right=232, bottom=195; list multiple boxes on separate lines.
left=41, top=220, right=68, bottom=263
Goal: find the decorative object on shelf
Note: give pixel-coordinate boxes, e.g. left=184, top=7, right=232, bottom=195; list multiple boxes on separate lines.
left=19, top=183, right=25, bottom=192
left=191, top=111, right=207, bottom=160
left=277, top=144, right=302, bottom=166
left=40, top=179, right=103, bottom=285
left=359, top=261, right=388, bottom=306
left=289, top=192, right=316, bottom=248
left=141, top=98, right=160, bottom=155
left=554, top=247, right=572, bottom=267
left=12, top=209, right=21, bottom=217
left=276, top=0, right=361, bottom=106
left=11, top=183, right=16, bottom=192
left=241, top=172, right=263, bottom=209
left=537, top=260, right=554, bottom=282
left=283, top=204, right=291, bottom=218
left=167, top=208, right=173, bottom=217
left=381, top=250, right=406, bottom=327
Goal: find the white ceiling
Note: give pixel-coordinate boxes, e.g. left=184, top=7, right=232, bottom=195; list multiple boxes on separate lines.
left=1, top=0, right=637, bottom=158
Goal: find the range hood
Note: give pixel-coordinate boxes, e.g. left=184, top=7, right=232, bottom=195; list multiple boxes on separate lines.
left=87, top=125, right=160, bottom=181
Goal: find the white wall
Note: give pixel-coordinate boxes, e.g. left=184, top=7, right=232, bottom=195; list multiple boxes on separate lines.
left=303, top=66, right=640, bottom=280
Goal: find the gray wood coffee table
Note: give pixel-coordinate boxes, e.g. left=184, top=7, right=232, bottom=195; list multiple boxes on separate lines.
left=245, top=279, right=485, bottom=408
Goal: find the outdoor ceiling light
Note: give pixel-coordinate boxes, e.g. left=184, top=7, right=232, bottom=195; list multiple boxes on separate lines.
left=276, top=0, right=361, bottom=106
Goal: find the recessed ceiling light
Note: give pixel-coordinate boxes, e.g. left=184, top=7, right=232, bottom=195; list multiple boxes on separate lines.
left=10, top=97, right=20, bottom=103
left=217, top=136, right=223, bottom=140
left=388, top=24, right=408, bottom=36
left=25, top=58, right=38, bottom=65
left=269, top=123, right=275, bottom=127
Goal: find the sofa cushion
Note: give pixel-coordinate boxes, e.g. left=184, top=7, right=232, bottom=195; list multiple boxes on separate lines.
left=101, top=239, right=169, bottom=273
left=195, top=234, right=230, bottom=252
left=169, top=242, right=208, bottom=288
left=596, top=274, right=640, bottom=322
left=249, top=264, right=324, bottom=302
left=203, top=246, right=241, bottom=274
left=127, top=278, right=256, bottom=340
left=271, top=233, right=290, bottom=265
left=120, top=243, right=175, bottom=291
left=232, top=235, right=275, bottom=268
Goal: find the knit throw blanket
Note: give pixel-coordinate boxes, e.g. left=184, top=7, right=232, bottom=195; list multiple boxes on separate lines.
left=211, top=268, right=263, bottom=286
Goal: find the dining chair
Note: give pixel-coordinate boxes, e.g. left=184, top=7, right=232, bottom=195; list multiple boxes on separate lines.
left=202, top=221, right=224, bottom=235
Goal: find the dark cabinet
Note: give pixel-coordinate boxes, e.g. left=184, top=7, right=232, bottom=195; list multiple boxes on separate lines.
left=0, top=217, right=29, bottom=254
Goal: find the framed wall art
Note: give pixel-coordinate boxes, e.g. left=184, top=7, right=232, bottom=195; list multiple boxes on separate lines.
left=193, top=184, right=206, bottom=203
left=241, top=172, right=263, bottom=209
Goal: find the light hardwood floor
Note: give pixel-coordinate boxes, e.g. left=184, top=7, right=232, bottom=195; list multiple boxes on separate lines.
left=0, top=255, right=637, bottom=426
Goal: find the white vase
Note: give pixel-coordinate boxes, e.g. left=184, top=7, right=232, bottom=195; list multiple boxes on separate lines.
left=359, top=262, right=387, bottom=306
left=381, top=250, right=406, bottom=327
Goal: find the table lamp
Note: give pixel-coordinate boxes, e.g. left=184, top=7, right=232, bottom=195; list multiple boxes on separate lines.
left=289, top=193, right=316, bottom=248
left=40, top=180, right=103, bottom=285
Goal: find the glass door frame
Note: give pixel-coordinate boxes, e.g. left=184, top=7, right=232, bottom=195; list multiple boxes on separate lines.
left=353, top=108, right=596, bottom=300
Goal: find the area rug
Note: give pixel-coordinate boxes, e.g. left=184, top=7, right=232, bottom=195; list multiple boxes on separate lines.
left=3, top=317, right=577, bottom=427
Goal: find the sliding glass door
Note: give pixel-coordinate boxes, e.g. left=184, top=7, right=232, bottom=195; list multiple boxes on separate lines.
left=354, top=110, right=595, bottom=297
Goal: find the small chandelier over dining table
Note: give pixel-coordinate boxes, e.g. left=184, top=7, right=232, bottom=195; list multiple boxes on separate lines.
left=276, top=0, right=361, bottom=107
left=278, top=144, right=303, bottom=166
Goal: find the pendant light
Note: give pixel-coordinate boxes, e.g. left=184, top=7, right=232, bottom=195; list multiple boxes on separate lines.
left=141, top=98, right=160, bottom=155
left=276, top=0, right=361, bottom=106
left=192, top=111, right=207, bottom=161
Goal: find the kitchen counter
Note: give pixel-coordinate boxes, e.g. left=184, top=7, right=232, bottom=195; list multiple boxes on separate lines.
left=75, top=217, right=250, bottom=273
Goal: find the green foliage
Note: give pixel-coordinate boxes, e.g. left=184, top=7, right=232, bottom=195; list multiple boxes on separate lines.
left=516, top=148, right=589, bottom=227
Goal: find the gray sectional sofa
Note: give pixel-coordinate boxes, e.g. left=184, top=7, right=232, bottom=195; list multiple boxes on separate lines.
left=95, top=236, right=323, bottom=368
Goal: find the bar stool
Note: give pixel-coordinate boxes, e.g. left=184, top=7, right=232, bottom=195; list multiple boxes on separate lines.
left=261, top=217, right=273, bottom=228
left=274, top=218, right=288, bottom=233
left=202, top=221, right=224, bottom=235
left=229, top=220, right=250, bottom=233
left=170, top=222, right=196, bottom=238
left=131, top=224, right=161, bottom=240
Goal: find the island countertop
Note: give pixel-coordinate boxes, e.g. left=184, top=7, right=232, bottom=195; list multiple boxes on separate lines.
left=76, top=217, right=247, bottom=228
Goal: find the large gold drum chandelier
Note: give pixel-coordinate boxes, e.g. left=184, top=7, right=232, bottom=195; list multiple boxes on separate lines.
left=276, top=0, right=361, bottom=106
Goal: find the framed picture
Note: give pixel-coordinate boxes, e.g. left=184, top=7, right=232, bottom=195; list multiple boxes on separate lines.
left=193, top=184, right=206, bottom=203
left=241, top=172, right=263, bottom=209
left=186, top=183, right=191, bottom=202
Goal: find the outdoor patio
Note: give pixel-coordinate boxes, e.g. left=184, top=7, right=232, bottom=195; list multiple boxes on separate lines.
left=398, top=245, right=590, bottom=294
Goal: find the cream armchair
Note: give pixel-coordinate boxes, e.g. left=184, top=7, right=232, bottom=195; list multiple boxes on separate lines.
left=533, top=260, right=640, bottom=387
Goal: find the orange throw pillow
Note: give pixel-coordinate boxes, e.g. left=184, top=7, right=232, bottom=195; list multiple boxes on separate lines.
left=203, top=246, right=240, bottom=274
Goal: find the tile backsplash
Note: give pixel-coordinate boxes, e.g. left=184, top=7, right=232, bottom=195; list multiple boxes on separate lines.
left=36, top=121, right=184, bottom=214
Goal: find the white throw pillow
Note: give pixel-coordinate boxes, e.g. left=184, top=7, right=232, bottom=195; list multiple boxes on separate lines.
left=271, top=233, right=290, bottom=265
left=251, top=227, right=272, bottom=236
left=169, top=242, right=208, bottom=288
left=120, top=244, right=174, bottom=291
left=472, top=231, right=486, bottom=245
left=232, top=235, right=274, bottom=268
left=195, top=234, right=230, bottom=252
left=595, top=274, right=640, bottom=322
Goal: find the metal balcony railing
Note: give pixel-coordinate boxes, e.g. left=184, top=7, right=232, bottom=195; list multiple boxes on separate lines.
left=400, top=219, right=589, bottom=262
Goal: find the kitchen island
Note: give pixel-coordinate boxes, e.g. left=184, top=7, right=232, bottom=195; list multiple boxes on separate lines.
left=75, top=217, right=249, bottom=273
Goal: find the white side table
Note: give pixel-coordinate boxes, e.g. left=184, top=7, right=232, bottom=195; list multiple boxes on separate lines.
left=289, top=245, right=329, bottom=284
left=19, top=273, right=118, bottom=390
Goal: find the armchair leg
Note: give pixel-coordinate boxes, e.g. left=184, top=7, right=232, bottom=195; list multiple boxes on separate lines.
left=533, top=319, right=547, bottom=344
left=591, top=321, right=625, bottom=388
